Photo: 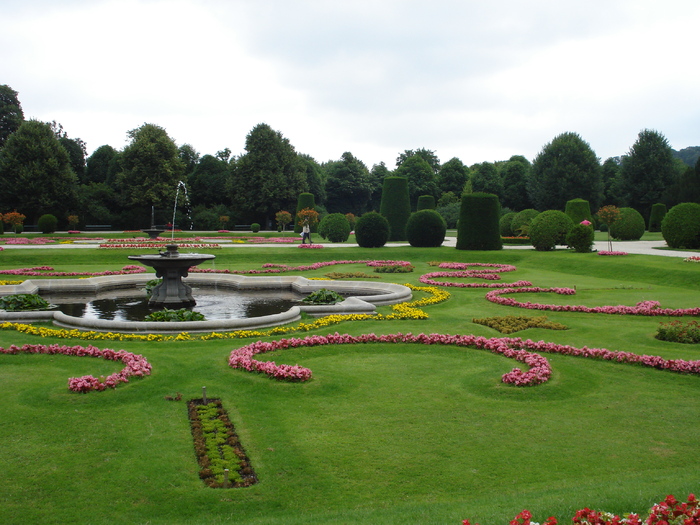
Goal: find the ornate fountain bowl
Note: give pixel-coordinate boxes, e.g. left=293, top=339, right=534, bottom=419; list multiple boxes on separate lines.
left=128, top=244, right=216, bottom=307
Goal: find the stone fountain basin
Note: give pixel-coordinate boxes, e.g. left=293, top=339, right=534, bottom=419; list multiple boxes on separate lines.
left=0, top=274, right=411, bottom=334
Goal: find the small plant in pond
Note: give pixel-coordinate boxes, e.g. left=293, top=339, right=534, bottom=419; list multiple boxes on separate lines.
left=301, top=288, right=345, bottom=304
left=0, top=293, right=51, bottom=311
left=144, top=278, right=161, bottom=296
left=144, top=308, right=206, bottom=322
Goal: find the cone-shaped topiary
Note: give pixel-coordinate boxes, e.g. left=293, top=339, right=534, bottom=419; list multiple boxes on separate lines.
left=406, top=210, right=446, bottom=247
left=456, top=193, right=502, bottom=250
left=529, top=210, right=574, bottom=251
left=609, top=207, right=645, bottom=240
left=565, top=198, right=592, bottom=225
left=661, top=202, right=700, bottom=249
left=294, top=193, right=316, bottom=233
left=355, top=211, right=390, bottom=248
left=37, top=214, right=58, bottom=234
left=416, top=195, right=436, bottom=211
left=379, top=177, right=411, bottom=241
left=649, top=203, right=667, bottom=232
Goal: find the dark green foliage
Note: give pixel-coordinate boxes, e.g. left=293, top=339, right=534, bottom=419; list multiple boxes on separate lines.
left=323, top=152, right=372, bottom=214
left=301, top=289, right=345, bottom=304
left=396, top=148, right=440, bottom=175
left=379, top=177, right=411, bottom=241
left=564, top=198, right=592, bottom=224
left=456, top=193, right=502, bottom=251
left=368, top=162, right=390, bottom=212
left=251, top=223, right=261, bottom=233
left=435, top=202, right=460, bottom=229
left=37, top=214, right=58, bottom=233
left=609, top=207, right=645, bottom=241
left=0, top=294, right=51, bottom=311
left=655, top=320, right=700, bottom=344
left=500, top=156, right=532, bottom=211
left=0, top=219, right=4, bottom=235
left=437, top=157, right=469, bottom=195
left=0, top=84, right=24, bottom=148
left=528, top=132, right=603, bottom=211
left=144, top=308, right=206, bottom=322
left=188, top=155, right=229, bottom=208
left=499, top=212, right=517, bottom=237
left=648, top=203, right=667, bottom=232
left=529, top=210, right=574, bottom=251
left=294, top=193, right=316, bottom=233
left=661, top=202, right=700, bottom=249
left=471, top=162, right=503, bottom=199
left=406, top=210, right=446, bottom=247
left=354, top=211, right=390, bottom=248
left=373, top=264, right=414, bottom=273
left=299, top=154, right=326, bottom=205
left=416, top=195, right=436, bottom=210
left=85, top=145, right=118, bottom=185
left=566, top=223, right=595, bottom=253
left=395, top=155, right=439, bottom=209
left=510, top=209, right=540, bottom=236
left=317, top=213, right=351, bottom=243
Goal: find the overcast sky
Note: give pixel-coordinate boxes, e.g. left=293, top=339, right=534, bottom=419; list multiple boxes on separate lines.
left=3, top=0, right=698, bottom=168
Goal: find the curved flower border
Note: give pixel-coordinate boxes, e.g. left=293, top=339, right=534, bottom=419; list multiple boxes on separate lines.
left=0, top=265, right=146, bottom=277
left=0, top=343, right=152, bottom=393
left=419, top=262, right=533, bottom=289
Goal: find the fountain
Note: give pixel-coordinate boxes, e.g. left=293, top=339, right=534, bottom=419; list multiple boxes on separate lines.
left=141, top=206, right=165, bottom=240
left=128, top=244, right=215, bottom=307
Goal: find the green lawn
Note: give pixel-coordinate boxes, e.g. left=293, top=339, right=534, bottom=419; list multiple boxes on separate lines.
left=1, top=244, right=699, bottom=524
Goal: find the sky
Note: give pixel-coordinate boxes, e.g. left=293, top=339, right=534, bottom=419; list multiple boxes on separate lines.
left=3, top=0, right=699, bottom=169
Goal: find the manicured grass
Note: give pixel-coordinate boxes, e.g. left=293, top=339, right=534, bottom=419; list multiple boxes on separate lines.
left=1, top=244, right=699, bottom=524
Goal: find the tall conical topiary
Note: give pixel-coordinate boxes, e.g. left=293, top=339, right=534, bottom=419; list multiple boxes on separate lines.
left=379, top=176, right=411, bottom=241
left=565, top=198, right=592, bottom=224
left=294, top=193, right=316, bottom=233
left=456, top=193, right=502, bottom=250
left=416, top=195, right=436, bottom=211
left=649, top=203, right=667, bottom=232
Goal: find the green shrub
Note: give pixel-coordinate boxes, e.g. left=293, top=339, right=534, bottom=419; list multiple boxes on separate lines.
left=144, top=308, right=206, bottom=322
left=379, top=177, right=411, bottom=241
left=251, top=223, right=260, bottom=233
left=0, top=294, right=51, bottom=311
left=609, top=207, right=645, bottom=240
left=661, top=202, right=700, bottom=249
left=456, top=193, right=502, bottom=250
left=649, top=203, right=667, bottom=232
left=529, top=210, right=573, bottom=251
left=436, top=202, right=460, bottom=229
left=566, top=223, right=595, bottom=253
left=301, top=289, right=345, bottom=304
left=354, top=211, right=390, bottom=248
left=499, top=212, right=517, bottom=237
left=37, top=214, right=58, bottom=234
left=373, top=264, right=414, bottom=273
left=655, top=320, right=700, bottom=344
left=564, top=198, right=592, bottom=225
left=317, top=213, right=351, bottom=243
left=416, top=195, right=436, bottom=211
left=294, top=193, right=316, bottom=233
left=405, top=210, right=446, bottom=247
left=510, top=209, right=539, bottom=236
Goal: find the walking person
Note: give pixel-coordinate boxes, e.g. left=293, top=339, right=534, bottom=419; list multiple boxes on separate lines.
left=302, top=220, right=311, bottom=244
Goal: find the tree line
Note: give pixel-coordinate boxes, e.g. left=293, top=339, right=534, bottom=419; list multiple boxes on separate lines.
left=1, top=83, right=698, bottom=230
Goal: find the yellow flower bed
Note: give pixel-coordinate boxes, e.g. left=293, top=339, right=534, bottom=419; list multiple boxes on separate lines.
left=0, top=280, right=24, bottom=285
left=0, top=284, right=449, bottom=343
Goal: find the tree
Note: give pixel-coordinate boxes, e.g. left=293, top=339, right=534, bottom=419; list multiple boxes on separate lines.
left=115, top=123, right=186, bottom=217
left=188, top=154, right=230, bottom=207
left=85, top=145, right=119, bottom=185
left=179, top=144, right=200, bottom=177
left=0, top=120, right=78, bottom=222
left=396, top=148, right=440, bottom=175
left=528, top=132, right=603, bottom=211
left=394, top=154, right=439, bottom=209
left=601, top=157, right=623, bottom=206
left=323, top=152, right=372, bottom=214
left=470, top=162, right=503, bottom=199
left=58, top=137, right=87, bottom=182
left=299, top=154, right=326, bottom=205
left=229, top=123, right=307, bottom=225
left=0, top=84, right=24, bottom=148
left=619, top=129, right=678, bottom=220
left=500, top=155, right=532, bottom=211
left=438, top=157, right=469, bottom=196
left=368, top=162, right=391, bottom=212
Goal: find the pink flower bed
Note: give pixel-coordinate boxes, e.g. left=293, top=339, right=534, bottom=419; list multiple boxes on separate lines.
left=0, top=343, right=151, bottom=393
left=0, top=265, right=147, bottom=277
left=598, top=251, right=628, bottom=256
left=419, top=262, right=532, bottom=288
left=485, top=286, right=700, bottom=317
left=299, top=244, right=323, bottom=249
left=190, top=259, right=413, bottom=275
left=2, top=237, right=58, bottom=245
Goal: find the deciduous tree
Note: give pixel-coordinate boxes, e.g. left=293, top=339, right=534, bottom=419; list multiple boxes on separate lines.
left=0, top=84, right=24, bottom=148
left=394, top=154, right=439, bottom=209
left=323, top=152, right=372, bottom=214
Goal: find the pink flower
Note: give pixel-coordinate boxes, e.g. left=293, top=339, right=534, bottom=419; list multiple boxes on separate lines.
left=580, top=220, right=592, bottom=226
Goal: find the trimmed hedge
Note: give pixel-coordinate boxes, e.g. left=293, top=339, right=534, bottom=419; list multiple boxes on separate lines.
left=529, top=210, right=573, bottom=251
left=456, top=193, right=502, bottom=250
left=355, top=211, right=390, bottom=248
left=510, top=208, right=539, bottom=236
left=37, top=214, right=58, bottom=234
left=649, top=203, right=667, bottom=232
left=406, top=210, right=446, bottom=247
left=294, top=193, right=316, bottom=233
left=566, top=223, right=594, bottom=253
left=317, top=213, right=351, bottom=243
left=251, top=222, right=260, bottom=233
left=379, top=177, right=411, bottom=241
left=564, top=198, right=592, bottom=225
left=416, top=195, right=436, bottom=211
left=609, top=207, right=645, bottom=240
left=499, top=212, right=517, bottom=237
left=661, top=202, right=700, bottom=249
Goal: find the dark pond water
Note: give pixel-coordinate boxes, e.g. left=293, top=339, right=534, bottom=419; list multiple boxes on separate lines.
left=46, top=287, right=310, bottom=322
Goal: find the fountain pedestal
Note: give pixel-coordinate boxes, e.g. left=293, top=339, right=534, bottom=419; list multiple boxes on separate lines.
left=128, top=244, right=215, bottom=307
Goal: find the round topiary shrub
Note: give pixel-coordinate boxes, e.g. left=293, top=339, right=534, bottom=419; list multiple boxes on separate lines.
left=529, top=210, right=574, bottom=251
left=499, top=212, right=517, bottom=237
left=456, top=193, right=502, bottom=250
left=380, top=177, right=411, bottom=241
left=661, top=202, right=700, bottom=249
left=355, top=211, right=390, bottom=248
left=406, top=210, right=446, bottom=247
left=566, top=223, right=595, bottom=253
left=510, top=209, right=540, bottom=236
left=37, top=214, right=58, bottom=234
left=609, top=207, right=645, bottom=240
left=317, top=213, right=351, bottom=243
left=251, top=222, right=260, bottom=233
left=416, top=195, right=436, bottom=211
left=649, top=203, right=667, bottom=232
left=565, top=198, right=592, bottom=225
